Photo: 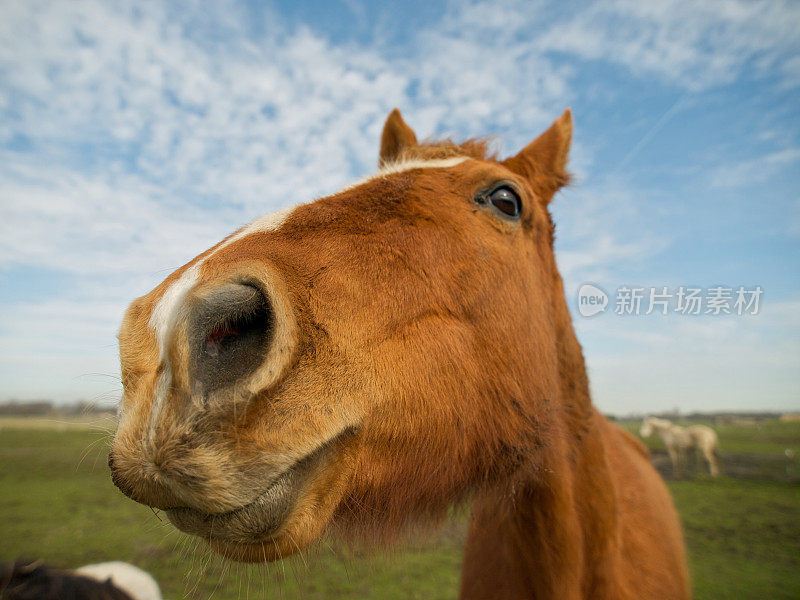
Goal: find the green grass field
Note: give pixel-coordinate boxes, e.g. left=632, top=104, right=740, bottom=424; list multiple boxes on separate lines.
left=1, top=418, right=798, bottom=599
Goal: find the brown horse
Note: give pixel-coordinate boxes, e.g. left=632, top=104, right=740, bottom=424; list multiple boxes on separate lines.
left=109, top=108, right=690, bottom=599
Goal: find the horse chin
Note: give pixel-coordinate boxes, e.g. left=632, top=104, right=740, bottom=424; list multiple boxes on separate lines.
left=203, top=489, right=339, bottom=562
left=207, top=534, right=307, bottom=563
left=168, top=485, right=331, bottom=563
left=169, top=426, right=359, bottom=562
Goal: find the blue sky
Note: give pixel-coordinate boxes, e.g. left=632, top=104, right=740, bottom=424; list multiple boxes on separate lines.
left=0, top=0, right=798, bottom=414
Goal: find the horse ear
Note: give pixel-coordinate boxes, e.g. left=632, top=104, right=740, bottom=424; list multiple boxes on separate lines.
left=379, top=108, right=418, bottom=166
left=503, top=109, right=572, bottom=204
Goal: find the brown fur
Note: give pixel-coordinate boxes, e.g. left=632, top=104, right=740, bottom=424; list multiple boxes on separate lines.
left=109, top=109, right=690, bottom=598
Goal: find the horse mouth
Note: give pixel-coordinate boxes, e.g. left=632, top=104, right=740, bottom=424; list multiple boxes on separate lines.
left=166, top=427, right=356, bottom=547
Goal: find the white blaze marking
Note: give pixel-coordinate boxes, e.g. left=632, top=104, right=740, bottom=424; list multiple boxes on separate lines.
left=147, top=204, right=298, bottom=431
left=231, top=204, right=297, bottom=241
left=339, top=156, right=468, bottom=192
left=150, top=264, right=200, bottom=358
left=145, top=156, right=470, bottom=429
left=148, top=205, right=298, bottom=353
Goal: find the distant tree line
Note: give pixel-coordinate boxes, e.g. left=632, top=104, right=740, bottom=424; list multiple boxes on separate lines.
left=0, top=400, right=793, bottom=421
left=607, top=411, right=789, bottom=423
left=0, top=400, right=116, bottom=416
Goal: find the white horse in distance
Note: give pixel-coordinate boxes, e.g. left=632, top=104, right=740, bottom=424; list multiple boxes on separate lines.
left=640, top=417, right=722, bottom=477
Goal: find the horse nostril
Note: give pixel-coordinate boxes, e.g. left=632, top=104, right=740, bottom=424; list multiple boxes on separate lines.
left=191, top=282, right=274, bottom=393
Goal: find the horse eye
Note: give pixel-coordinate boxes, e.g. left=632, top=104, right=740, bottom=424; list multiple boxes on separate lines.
left=489, top=187, right=521, bottom=218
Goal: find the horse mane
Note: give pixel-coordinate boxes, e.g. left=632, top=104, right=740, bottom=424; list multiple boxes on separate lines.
left=401, top=137, right=497, bottom=162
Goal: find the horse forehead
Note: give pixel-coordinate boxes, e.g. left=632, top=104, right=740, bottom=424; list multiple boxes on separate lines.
left=137, top=156, right=484, bottom=353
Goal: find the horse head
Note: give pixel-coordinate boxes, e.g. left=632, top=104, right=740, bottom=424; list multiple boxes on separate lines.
left=109, top=109, right=579, bottom=562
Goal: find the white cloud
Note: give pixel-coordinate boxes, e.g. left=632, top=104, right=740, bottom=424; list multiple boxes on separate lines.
left=708, top=147, right=800, bottom=189
left=0, top=1, right=413, bottom=210
left=535, top=0, right=800, bottom=90
left=0, top=157, right=229, bottom=276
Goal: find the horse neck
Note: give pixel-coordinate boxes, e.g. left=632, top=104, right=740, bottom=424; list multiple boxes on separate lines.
left=460, top=264, right=623, bottom=599
left=550, top=264, right=593, bottom=416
